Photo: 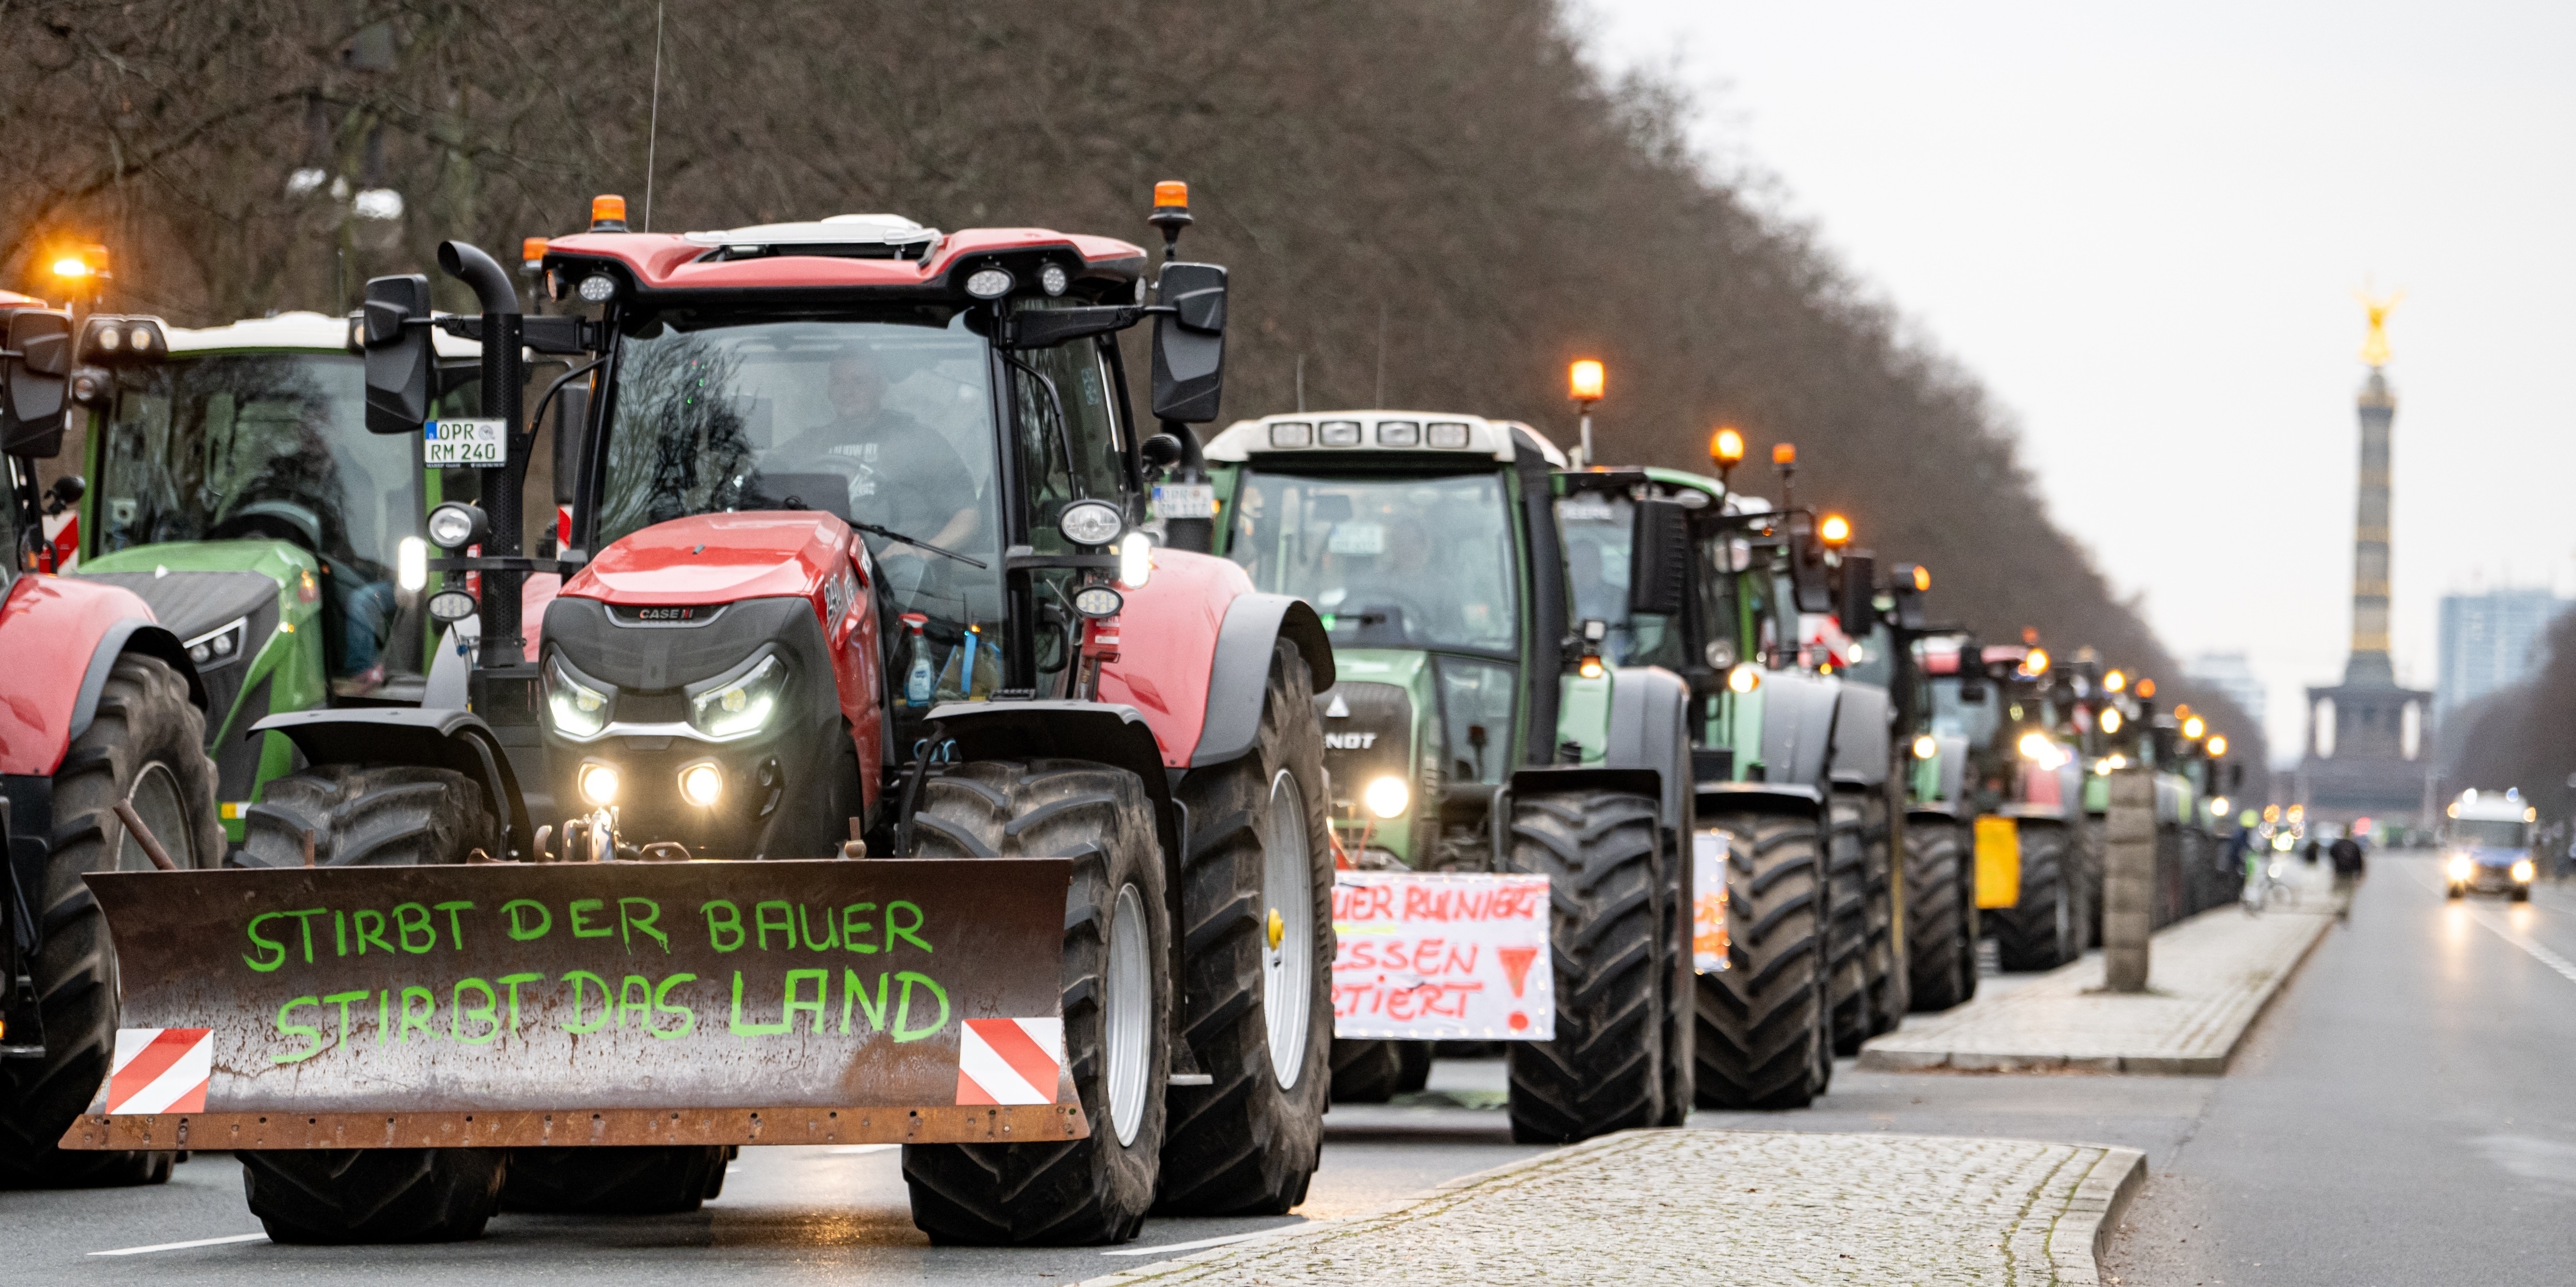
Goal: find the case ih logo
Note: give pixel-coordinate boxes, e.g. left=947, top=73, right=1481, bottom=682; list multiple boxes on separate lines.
left=1324, top=732, right=1379, bottom=750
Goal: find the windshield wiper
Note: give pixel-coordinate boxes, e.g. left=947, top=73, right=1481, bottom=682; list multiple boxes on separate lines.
left=851, top=521, right=989, bottom=570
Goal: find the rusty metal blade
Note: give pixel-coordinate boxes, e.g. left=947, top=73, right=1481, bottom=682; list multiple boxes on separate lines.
left=65, top=858, right=1077, bottom=1148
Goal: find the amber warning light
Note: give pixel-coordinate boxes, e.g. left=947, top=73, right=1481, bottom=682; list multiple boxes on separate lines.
left=1710, top=426, right=1745, bottom=467
left=590, top=194, right=630, bottom=232
left=1154, top=181, right=1190, bottom=210
left=1773, top=443, right=1797, bottom=466
left=1569, top=359, right=1605, bottom=404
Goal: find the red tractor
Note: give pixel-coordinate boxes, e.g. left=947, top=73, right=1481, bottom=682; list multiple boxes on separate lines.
left=0, top=302, right=226, bottom=1188
left=66, top=187, right=1337, bottom=1247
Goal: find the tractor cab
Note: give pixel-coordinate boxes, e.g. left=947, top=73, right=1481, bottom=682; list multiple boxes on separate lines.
left=56, top=312, right=483, bottom=835
left=1206, top=411, right=1563, bottom=868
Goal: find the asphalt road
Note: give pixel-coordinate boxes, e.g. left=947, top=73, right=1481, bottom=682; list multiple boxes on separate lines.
left=9, top=846, right=2569, bottom=1283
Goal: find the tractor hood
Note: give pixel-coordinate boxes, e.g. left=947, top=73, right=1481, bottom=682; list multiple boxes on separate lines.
left=78, top=539, right=312, bottom=641
left=562, top=512, right=854, bottom=607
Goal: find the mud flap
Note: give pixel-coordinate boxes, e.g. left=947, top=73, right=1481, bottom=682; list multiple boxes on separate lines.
left=58, top=859, right=1083, bottom=1151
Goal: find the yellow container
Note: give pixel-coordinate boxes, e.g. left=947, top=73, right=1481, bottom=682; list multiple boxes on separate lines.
left=1974, top=816, right=2022, bottom=910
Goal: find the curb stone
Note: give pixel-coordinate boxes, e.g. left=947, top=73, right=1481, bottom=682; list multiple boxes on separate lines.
left=1858, top=904, right=2334, bottom=1076
left=1081, top=1129, right=2148, bottom=1286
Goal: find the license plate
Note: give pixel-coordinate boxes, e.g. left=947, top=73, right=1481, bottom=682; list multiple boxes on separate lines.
left=425, top=419, right=507, bottom=468
left=1151, top=483, right=1216, bottom=520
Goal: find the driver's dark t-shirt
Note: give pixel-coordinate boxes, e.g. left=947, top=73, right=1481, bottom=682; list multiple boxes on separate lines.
left=774, top=411, right=979, bottom=543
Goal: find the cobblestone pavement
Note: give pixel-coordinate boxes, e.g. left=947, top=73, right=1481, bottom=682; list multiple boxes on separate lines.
left=1860, top=867, right=2334, bottom=1075
left=1084, top=1130, right=2143, bottom=1286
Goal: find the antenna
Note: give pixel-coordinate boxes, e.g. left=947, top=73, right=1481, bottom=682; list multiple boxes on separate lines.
left=643, top=1, right=666, bottom=232
left=1295, top=354, right=1306, bottom=412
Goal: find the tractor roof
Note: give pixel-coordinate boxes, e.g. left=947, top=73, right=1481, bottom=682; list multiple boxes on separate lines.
left=542, top=217, right=1148, bottom=304
left=1204, top=410, right=1566, bottom=467
left=0, top=288, right=46, bottom=311
left=150, top=310, right=478, bottom=359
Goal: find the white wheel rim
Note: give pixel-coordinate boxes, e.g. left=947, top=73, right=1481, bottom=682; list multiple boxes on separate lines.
left=1260, top=768, right=1314, bottom=1090
left=1106, top=882, right=1151, bottom=1147
left=114, top=763, right=190, bottom=872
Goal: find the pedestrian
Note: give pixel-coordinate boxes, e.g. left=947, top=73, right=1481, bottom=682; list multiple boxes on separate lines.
left=2302, top=836, right=2320, bottom=866
left=2329, top=834, right=2365, bottom=923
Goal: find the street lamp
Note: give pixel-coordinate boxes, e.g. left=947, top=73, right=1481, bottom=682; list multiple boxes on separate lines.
left=1568, top=359, right=1604, bottom=468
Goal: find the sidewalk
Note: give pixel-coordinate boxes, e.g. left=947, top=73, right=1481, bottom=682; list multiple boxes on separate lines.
left=1860, top=866, right=2335, bottom=1075
left=1084, top=1129, right=2144, bottom=1286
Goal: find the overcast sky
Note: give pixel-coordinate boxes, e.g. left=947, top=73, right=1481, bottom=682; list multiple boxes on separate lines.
left=1581, top=1, right=2576, bottom=763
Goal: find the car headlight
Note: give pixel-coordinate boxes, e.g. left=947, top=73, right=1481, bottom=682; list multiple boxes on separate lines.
left=546, top=655, right=612, bottom=738
left=2512, top=860, right=2535, bottom=883
left=1059, top=500, right=1124, bottom=548
left=1363, top=776, right=1410, bottom=819
left=689, top=654, right=785, bottom=741
left=578, top=761, right=621, bottom=808
left=2448, top=856, right=2475, bottom=882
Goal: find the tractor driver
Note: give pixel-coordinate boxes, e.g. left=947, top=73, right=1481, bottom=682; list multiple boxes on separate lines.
left=771, top=344, right=984, bottom=597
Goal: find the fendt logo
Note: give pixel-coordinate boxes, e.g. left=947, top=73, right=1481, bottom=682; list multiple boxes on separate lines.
left=1324, top=732, right=1378, bottom=751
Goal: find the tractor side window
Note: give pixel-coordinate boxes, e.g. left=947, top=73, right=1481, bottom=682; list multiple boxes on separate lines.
left=1694, top=530, right=1745, bottom=671
left=1435, top=657, right=1518, bottom=785
left=1009, top=331, right=1125, bottom=553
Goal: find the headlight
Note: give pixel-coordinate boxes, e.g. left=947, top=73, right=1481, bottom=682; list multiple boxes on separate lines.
left=1727, top=663, right=1761, bottom=694
left=2512, top=860, right=2535, bottom=883
left=577, top=273, right=619, bottom=303
left=546, top=655, right=612, bottom=738
left=426, top=502, right=490, bottom=551
left=1363, top=776, right=1410, bottom=819
left=184, top=616, right=251, bottom=671
left=964, top=267, right=1015, bottom=299
left=2018, top=731, right=2054, bottom=761
left=1912, top=734, right=1938, bottom=760
left=397, top=536, right=429, bottom=592
left=2101, top=708, right=2123, bottom=734
left=1118, top=530, right=1154, bottom=588
left=689, top=654, right=785, bottom=741
left=1072, top=585, right=1124, bottom=618
left=680, top=762, right=724, bottom=808
left=1059, top=500, right=1123, bottom=547
left=2449, top=856, right=2475, bottom=882
left=1039, top=263, right=1070, bottom=296
left=2274, top=834, right=2295, bottom=851
left=578, top=762, right=621, bottom=808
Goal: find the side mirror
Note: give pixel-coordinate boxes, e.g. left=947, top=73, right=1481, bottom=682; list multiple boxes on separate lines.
left=1140, top=433, right=1184, bottom=469
left=1890, top=563, right=1928, bottom=630
left=2228, top=763, right=2246, bottom=792
left=363, top=273, right=435, bottom=435
left=1626, top=497, right=1690, bottom=617
left=0, top=308, right=75, bottom=457
left=1957, top=636, right=1988, bottom=703
left=1836, top=551, right=1876, bottom=641
left=1150, top=262, right=1226, bottom=423
left=1785, top=512, right=1832, bottom=613
left=43, top=475, right=84, bottom=516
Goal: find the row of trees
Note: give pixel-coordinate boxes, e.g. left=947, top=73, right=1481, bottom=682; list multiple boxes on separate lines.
left=0, top=0, right=2265, bottom=768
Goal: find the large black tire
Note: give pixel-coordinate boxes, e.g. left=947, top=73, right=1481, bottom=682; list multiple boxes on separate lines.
left=1992, top=820, right=2082, bottom=971
left=1329, top=1039, right=1404, bottom=1103
left=1504, top=790, right=1666, bottom=1144
left=242, top=1148, right=509, bottom=1243
left=0, top=653, right=219, bottom=1190
left=904, top=760, right=1172, bottom=1246
left=1693, top=811, right=1828, bottom=1109
left=1393, top=1041, right=1433, bottom=1094
left=1857, top=793, right=1902, bottom=1034
left=1904, top=817, right=1975, bottom=1012
left=234, top=764, right=508, bottom=1242
left=1823, top=795, right=1874, bottom=1055
left=499, top=1144, right=728, bottom=1214
left=1158, top=640, right=1332, bottom=1216
left=1657, top=810, right=1694, bottom=1126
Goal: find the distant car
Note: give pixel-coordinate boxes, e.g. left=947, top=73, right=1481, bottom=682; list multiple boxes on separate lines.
left=2443, top=790, right=2537, bottom=901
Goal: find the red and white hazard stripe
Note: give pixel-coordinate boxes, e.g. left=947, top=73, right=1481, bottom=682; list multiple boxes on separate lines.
left=105, top=1028, right=211, bottom=1115
left=954, top=1017, right=1063, bottom=1106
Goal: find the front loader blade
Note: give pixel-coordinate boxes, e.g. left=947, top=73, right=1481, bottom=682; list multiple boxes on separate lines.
left=61, top=859, right=1083, bottom=1151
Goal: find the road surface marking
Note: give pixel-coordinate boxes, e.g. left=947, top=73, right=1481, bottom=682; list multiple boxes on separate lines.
left=2464, top=907, right=2576, bottom=986
left=1100, top=1229, right=1295, bottom=1257
left=91, top=1233, right=267, bottom=1257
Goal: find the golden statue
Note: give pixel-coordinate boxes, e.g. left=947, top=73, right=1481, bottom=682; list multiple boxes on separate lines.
left=2356, top=287, right=2402, bottom=368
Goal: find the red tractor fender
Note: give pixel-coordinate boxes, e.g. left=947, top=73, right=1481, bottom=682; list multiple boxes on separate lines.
left=0, top=576, right=204, bottom=777
left=1099, top=548, right=1333, bottom=769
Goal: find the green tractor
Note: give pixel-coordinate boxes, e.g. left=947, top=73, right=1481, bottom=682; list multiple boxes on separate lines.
left=1848, top=563, right=1981, bottom=1014
left=1944, top=638, right=2098, bottom=971
left=1204, top=411, right=1697, bottom=1143
left=54, top=312, right=488, bottom=844
left=1548, top=459, right=1878, bottom=1106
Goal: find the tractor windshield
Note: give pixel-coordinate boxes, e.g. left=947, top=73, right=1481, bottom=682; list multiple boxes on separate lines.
left=1227, top=470, right=1519, bottom=656
left=93, top=351, right=422, bottom=684
left=597, top=316, right=1005, bottom=631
